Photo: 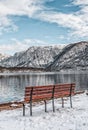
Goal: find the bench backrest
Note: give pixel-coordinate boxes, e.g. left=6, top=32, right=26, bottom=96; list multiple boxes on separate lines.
left=24, top=83, right=75, bottom=103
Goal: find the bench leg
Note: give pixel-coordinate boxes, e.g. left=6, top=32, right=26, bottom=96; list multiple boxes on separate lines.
left=62, top=98, right=64, bottom=108
left=52, top=98, right=55, bottom=112
left=30, top=101, right=32, bottom=116
left=44, top=100, right=47, bottom=112
left=23, top=103, right=25, bottom=116
left=70, top=96, right=72, bottom=108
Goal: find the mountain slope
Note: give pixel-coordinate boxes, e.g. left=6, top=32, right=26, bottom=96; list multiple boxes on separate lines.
left=0, top=46, right=63, bottom=68
left=0, top=53, right=9, bottom=61
left=46, top=41, right=88, bottom=71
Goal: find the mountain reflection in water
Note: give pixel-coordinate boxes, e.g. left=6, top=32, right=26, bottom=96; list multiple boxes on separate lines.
left=0, top=71, right=88, bottom=103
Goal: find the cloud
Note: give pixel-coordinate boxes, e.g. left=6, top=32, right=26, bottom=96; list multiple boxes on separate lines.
left=0, top=0, right=44, bottom=16
left=0, top=0, right=44, bottom=34
left=72, top=0, right=88, bottom=6
left=37, top=10, right=88, bottom=37
left=0, top=38, right=52, bottom=55
left=0, top=16, right=18, bottom=35
left=0, top=0, right=88, bottom=38
left=72, top=0, right=88, bottom=37
left=34, top=0, right=88, bottom=38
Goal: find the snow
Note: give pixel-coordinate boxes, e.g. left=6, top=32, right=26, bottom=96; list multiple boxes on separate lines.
left=0, top=93, right=88, bottom=130
left=0, top=46, right=62, bottom=68
left=10, top=103, right=18, bottom=107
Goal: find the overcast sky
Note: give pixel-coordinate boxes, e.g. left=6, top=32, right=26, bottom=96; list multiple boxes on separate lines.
left=0, top=0, right=88, bottom=55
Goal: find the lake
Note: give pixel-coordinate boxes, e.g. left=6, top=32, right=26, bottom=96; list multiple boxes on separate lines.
left=0, top=71, right=88, bottom=103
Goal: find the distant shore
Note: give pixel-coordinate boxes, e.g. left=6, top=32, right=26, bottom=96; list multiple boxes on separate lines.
left=0, top=67, right=46, bottom=73
left=0, top=66, right=88, bottom=73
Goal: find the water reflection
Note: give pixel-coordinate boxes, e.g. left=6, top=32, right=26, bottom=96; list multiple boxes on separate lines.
left=0, top=71, right=88, bottom=103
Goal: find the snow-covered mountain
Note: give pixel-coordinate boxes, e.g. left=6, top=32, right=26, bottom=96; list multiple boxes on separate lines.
left=46, top=41, right=88, bottom=71
left=0, top=53, right=9, bottom=61
left=0, top=46, right=63, bottom=68
left=0, top=42, right=88, bottom=71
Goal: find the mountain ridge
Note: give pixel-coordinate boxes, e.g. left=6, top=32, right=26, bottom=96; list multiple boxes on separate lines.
left=0, top=46, right=63, bottom=68
left=0, top=41, right=88, bottom=71
left=46, top=41, right=88, bottom=71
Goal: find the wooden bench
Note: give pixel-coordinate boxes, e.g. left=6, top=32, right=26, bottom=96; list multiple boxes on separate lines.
left=23, top=83, right=75, bottom=116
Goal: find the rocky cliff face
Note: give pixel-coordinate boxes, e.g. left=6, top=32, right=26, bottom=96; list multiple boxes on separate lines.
left=0, top=46, right=63, bottom=68
left=46, top=41, right=88, bottom=71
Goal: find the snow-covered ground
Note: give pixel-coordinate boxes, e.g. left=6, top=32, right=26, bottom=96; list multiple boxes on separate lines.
left=0, top=93, right=88, bottom=130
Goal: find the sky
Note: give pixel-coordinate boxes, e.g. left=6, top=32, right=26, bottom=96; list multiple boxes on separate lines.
left=0, top=0, right=88, bottom=55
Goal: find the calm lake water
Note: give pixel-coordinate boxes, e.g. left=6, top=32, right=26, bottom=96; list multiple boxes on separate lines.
left=0, top=71, right=88, bottom=103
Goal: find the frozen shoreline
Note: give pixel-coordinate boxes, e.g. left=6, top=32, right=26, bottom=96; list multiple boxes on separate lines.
left=0, top=93, right=88, bottom=130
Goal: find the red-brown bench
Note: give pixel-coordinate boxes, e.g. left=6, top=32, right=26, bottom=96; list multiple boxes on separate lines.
left=23, top=83, right=75, bottom=116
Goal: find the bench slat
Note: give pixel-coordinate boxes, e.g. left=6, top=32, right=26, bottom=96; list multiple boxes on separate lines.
left=24, top=83, right=75, bottom=103
left=25, top=87, right=74, bottom=97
